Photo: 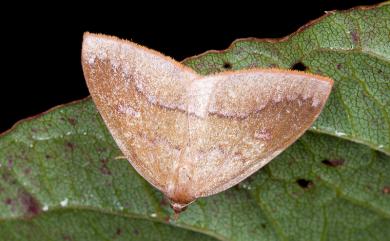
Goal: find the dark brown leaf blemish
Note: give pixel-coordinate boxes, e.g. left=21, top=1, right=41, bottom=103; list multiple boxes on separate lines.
left=291, top=62, right=307, bottom=71
left=296, top=179, right=313, bottom=189
left=160, top=196, right=169, bottom=207
left=62, top=235, right=73, bottom=241
left=24, top=168, right=32, bottom=175
left=65, top=142, right=75, bottom=151
left=383, top=186, right=390, bottom=194
left=351, top=30, right=359, bottom=44
left=4, top=198, right=12, bottom=205
left=67, top=117, right=77, bottom=126
left=322, top=159, right=345, bottom=167
left=2, top=171, right=12, bottom=183
left=100, top=159, right=112, bottom=175
left=7, top=159, right=13, bottom=168
left=96, top=147, right=107, bottom=153
left=133, top=228, right=140, bottom=236
left=19, top=191, right=41, bottom=217
left=116, top=228, right=122, bottom=236
left=336, top=63, right=342, bottom=70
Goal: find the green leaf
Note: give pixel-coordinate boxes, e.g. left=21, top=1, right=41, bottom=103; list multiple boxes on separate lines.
left=184, top=3, right=390, bottom=155
left=0, top=3, right=389, bottom=241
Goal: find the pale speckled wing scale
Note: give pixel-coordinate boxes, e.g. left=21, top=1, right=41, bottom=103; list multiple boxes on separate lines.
left=81, top=33, right=333, bottom=212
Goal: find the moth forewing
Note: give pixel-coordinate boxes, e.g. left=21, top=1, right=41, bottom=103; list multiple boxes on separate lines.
left=82, top=32, right=333, bottom=213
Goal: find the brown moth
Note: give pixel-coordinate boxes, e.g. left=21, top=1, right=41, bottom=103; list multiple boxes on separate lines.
left=81, top=33, right=333, bottom=213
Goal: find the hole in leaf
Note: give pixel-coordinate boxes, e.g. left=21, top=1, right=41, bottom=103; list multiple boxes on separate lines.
left=223, top=62, right=232, bottom=69
left=291, top=62, right=307, bottom=71
left=296, top=179, right=313, bottom=189
left=322, top=159, right=345, bottom=167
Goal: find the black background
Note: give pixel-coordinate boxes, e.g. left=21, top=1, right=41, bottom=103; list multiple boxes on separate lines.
left=0, top=1, right=383, bottom=133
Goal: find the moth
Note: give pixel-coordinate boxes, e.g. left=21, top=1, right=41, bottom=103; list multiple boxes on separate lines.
left=81, top=33, right=333, bottom=213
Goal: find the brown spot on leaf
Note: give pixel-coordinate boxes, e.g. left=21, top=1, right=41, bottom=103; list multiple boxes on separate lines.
left=351, top=30, right=359, bottom=44
left=160, top=196, right=169, bottom=207
left=7, top=159, right=13, bottom=168
left=45, top=154, right=51, bottom=159
left=322, top=159, right=345, bottom=167
left=133, top=228, right=140, bottom=236
left=67, top=117, right=77, bottom=126
left=96, top=147, right=107, bottom=153
left=4, top=198, right=12, bottom=205
left=383, top=186, right=390, bottom=194
left=63, top=235, right=73, bottom=241
left=65, top=142, right=75, bottom=151
left=19, top=191, right=41, bottom=217
left=2, top=171, right=12, bottom=182
left=24, top=168, right=32, bottom=175
left=116, top=228, right=122, bottom=236
left=296, top=179, right=313, bottom=189
left=336, top=63, right=342, bottom=70
left=100, top=159, right=112, bottom=175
